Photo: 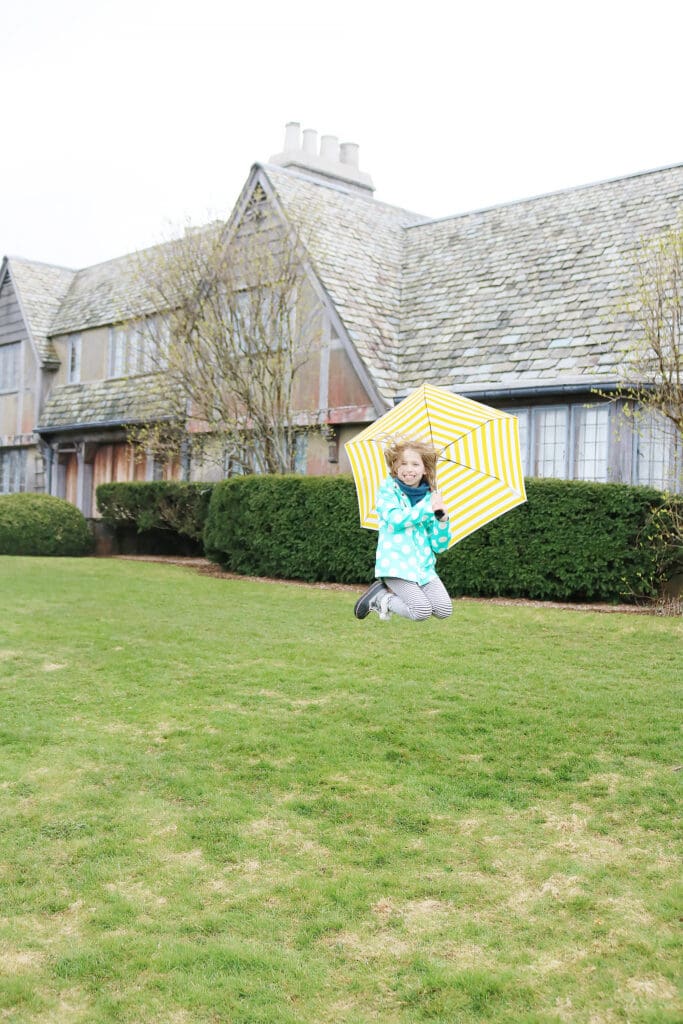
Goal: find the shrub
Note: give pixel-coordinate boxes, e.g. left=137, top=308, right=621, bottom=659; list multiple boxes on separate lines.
left=438, top=478, right=667, bottom=602
left=0, top=493, right=93, bottom=556
left=204, top=474, right=668, bottom=602
left=96, top=482, right=214, bottom=541
left=204, top=475, right=377, bottom=582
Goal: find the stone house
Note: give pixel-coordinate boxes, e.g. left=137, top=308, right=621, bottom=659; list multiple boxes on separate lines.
left=1, top=123, right=681, bottom=515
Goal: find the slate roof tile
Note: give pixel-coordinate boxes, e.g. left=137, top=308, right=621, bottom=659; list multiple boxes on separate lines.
left=400, top=164, right=683, bottom=393
left=11, top=160, right=683, bottom=422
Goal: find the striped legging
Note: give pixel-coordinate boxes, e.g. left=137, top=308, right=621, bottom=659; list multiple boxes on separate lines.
left=383, top=576, right=453, bottom=621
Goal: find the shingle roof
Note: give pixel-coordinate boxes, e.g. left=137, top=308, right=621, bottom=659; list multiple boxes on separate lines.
left=8, top=258, right=76, bottom=365
left=15, top=160, right=683, bottom=415
left=49, top=248, right=164, bottom=336
left=399, top=164, right=683, bottom=394
left=261, top=164, right=426, bottom=399
left=37, top=375, right=174, bottom=431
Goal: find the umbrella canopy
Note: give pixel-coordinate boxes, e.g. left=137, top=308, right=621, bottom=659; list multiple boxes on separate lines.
left=344, top=383, right=526, bottom=548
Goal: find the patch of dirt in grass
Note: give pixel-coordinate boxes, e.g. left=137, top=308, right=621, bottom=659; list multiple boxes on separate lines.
left=42, top=661, right=67, bottom=671
left=0, top=949, right=45, bottom=972
left=626, top=975, right=679, bottom=1000
left=506, top=872, right=583, bottom=913
left=402, top=897, right=455, bottom=925
left=323, top=929, right=412, bottom=959
left=161, top=847, right=207, bottom=868
left=31, top=989, right=91, bottom=1024
left=0, top=649, right=20, bottom=661
left=104, top=879, right=168, bottom=908
left=601, top=895, right=655, bottom=927
left=439, top=941, right=495, bottom=968
left=526, top=946, right=589, bottom=977
left=243, top=817, right=330, bottom=861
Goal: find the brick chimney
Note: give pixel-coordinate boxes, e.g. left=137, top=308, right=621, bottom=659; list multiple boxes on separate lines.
left=268, top=122, right=375, bottom=195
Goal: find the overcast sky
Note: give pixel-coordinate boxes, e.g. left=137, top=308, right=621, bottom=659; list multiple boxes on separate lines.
left=2, top=0, right=681, bottom=269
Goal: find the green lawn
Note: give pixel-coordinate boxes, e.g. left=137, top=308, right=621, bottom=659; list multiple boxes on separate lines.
left=0, top=557, right=681, bottom=1024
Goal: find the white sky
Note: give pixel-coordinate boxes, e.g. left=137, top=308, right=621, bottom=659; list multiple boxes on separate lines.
left=2, top=0, right=681, bottom=269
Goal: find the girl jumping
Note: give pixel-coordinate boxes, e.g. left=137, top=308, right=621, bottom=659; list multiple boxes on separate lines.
left=354, top=437, right=453, bottom=622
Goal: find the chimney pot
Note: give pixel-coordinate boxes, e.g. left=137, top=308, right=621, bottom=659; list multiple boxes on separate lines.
left=302, top=128, right=318, bottom=155
left=339, top=142, right=359, bottom=168
left=284, top=121, right=301, bottom=151
left=320, top=134, right=339, bottom=162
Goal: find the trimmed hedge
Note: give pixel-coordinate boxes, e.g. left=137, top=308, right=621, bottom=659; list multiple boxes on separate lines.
left=96, top=482, right=214, bottom=541
left=204, top=474, right=672, bottom=602
left=0, top=493, right=94, bottom=556
left=204, top=475, right=377, bottom=583
left=438, top=478, right=667, bottom=602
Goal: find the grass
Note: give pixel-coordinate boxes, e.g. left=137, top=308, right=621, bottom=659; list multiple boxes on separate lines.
left=0, top=556, right=681, bottom=1024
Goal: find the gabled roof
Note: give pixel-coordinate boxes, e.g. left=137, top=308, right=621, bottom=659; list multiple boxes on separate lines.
left=6, top=257, right=76, bottom=365
left=7, top=159, right=683, bottom=412
left=400, top=164, right=683, bottom=394
left=260, top=164, right=427, bottom=400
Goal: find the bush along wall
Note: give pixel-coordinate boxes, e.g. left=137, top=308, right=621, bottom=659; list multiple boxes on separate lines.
left=204, top=475, right=377, bottom=583
left=96, top=481, right=214, bottom=555
left=438, top=478, right=667, bottom=602
left=0, top=493, right=94, bottom=556
left=204, top=474, right=669, bottom=603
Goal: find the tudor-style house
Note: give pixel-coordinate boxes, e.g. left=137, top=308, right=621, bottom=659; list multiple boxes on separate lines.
left=1, top=123, right=682, bottom=515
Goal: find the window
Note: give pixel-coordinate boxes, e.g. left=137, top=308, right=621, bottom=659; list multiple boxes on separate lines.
left=574, top=404, right=609, bottom=481
left=636, top=411, right=681, bottom=491
left=108, top=318, right=161, bottom=378
left=0, top=343, right=20, bottom=391
left=533, top=407, right=568, bottom=478
left=501, top=402, right=612, bottom=482
left=67, top=334, right=81, bottom=384
left=0, top=449, right=25, bottom=493
left=109, top=325, right=128, bottom=377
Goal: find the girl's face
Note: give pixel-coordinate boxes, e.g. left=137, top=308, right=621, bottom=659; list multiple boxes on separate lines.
left=395, top=448, right=426, bottom=486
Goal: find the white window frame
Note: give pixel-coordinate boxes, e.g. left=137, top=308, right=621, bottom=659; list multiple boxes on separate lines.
left=572, top=403, right=610, bottom=482
left=532, top=405, right=570, bottom=479
left=501, top=401, right=612, bottom=482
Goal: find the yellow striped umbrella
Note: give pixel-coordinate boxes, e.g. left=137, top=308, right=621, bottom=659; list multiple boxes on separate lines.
left=344, top=383, right=526, bottom=548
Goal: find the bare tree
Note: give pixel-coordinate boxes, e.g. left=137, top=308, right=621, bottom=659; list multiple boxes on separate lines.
left=612, top=217, right=683, bottom=489
left=126, top=187, right=324, bottom=475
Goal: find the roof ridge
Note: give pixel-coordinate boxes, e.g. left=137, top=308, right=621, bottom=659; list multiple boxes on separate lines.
left=408, top=161, right=683, bottom=230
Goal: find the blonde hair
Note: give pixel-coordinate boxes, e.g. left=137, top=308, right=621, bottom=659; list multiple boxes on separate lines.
left=382, top=435, right=439, bottom=490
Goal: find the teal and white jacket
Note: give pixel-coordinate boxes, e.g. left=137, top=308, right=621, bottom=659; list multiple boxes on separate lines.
left=374, top=476, right=451, bottom=585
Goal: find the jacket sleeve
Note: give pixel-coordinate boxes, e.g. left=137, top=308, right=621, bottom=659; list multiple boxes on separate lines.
left=376, top=477, right=436, bottom=532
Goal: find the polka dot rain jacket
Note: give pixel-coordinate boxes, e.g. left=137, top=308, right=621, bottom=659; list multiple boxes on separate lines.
left=374, top=475, right=451, bottom=585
